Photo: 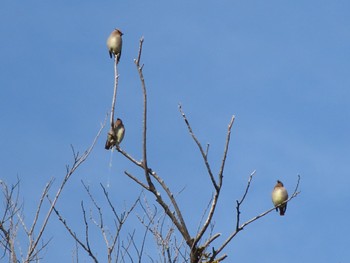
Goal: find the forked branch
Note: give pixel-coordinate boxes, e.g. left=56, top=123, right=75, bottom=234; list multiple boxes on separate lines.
left=26, top=120, right=105, bottom=261
left=132, top=38, right=192, bottom=245
left=210, top=175, right=301, bottom=261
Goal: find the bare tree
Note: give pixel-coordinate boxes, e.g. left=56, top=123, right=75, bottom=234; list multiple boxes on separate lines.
left=50, top=181, right=141, bottom=263
left=0, top=179, right=21, bottom=263
left=0, top=125, right=103, bottom=262
left=0, top=36, right=301, bottom=263
left=113, top=37, right=301, bottom=262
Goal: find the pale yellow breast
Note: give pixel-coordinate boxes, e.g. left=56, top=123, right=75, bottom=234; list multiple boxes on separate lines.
left=272, top=188, right=288, bottom=206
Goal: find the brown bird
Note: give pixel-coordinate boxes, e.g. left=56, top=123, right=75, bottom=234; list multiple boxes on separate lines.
left=272, top=180, right=288, bottom=216
left=107, top=28, right=123, bottom=62
left=105, top=118, right=125, bottom=150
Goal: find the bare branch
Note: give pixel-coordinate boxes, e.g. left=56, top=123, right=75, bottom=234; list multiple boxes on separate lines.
left=205, top=144, right=210, bottom=158
left=29, top=179, right=54, bottom=237
left=26, top=119, right=106, bottom=261
left=0, top=180, right=20, bottom=263
left=217, top=115, right=235, bottom=189
left=138, top=197, right=178, bottom=263
left=178, top=104, right=217, bottom=191
left=100, top=184, right=141, bottom=257
left=148, top=170, right=191, bottom=245
left=110, top=54, right=120, bottom=128
left=203, top=233, right=221, bottom=250
left=124, top=171, right=150, bottom=190
left=120, top=149, right=191, bottom=246
left=212, top=175, right=301, bottom=260
left=81, top=201, right=99, bottom=263
left=134, top=37, right=154, bottom=191
left=192, top=115, right=235, bottom=250
left=131, top=38, right=192, bottom=246
left=48, top=197, right=98, bottom=263
left=121, top=231, right=135, bottom=262
left=235, top=170, right=256, bottom=230
left=117, top=146, right=143, bottom=167
left=120, top=150, right=191, bottom=245
left=196, top=194, right=213, bottom=235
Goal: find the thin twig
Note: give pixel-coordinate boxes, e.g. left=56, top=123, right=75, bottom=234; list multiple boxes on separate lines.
left=132, top=38, right=192, bottom=246
left=117, top=147, right=143, bottom=167
left=110, top=55, right=120, bottom=128
left=148, top=170, right=192, bottom=245
left=178, top=104, right=217, bottom=191
left=29, top=180, right=54, bottom=236
left=81, top=201, right=98, bottom=262
left=211, top=175, right=301, bottom=260
left=48, top=197, right=98, bottom=263
left=125, top=171, right=150, bottom=190
left=235, top=171, right=256, bottom=230
left=134, top=37, right=154, bottom=190
left=0, top=181, right=20, bottom=263
left=26, top=119, right=106, bottom=261
left=178, top=105, right=236, bottom=261
left=217, top=115, right=235, bottom=190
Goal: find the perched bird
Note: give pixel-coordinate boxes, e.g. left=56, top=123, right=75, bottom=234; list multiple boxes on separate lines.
left=107, top=28, right=123, bottom=62
left=272, top=180, right=288, bottom=216
left=105, top=118, right=125, bottom=150
left=105, top=131, right=115, bottom=150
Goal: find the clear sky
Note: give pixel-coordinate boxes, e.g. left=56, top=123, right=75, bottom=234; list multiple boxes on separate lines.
left=1, top=1, right=349, bottom=262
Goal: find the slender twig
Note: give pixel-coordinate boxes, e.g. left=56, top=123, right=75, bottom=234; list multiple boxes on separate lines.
left=236, top=171, right=256, bottom=230
left=121, top=231, right=136, bottom=263
left=110, top=54, right=119, bottom=128
left=117, top=140, right=191, bottom=241
left=29, top=180, right=54, bottom=236
left=0, top=181, right=20, bottom=263
left=196, top=195, right=213, bottom=235
left=100, top=185, right=140, bottom=257
left=193, top=115, right=235, bottom=248
left=49, top=198, right=98, bottom=263
left=178, top=104, right=217, bottom=191
left=211, top=175, right=301, bottom=260
left=26, top=119, right=105, bottom=261
left=136, top=211, right=152, bottom=263
left=134, top=37, right=154, bottom=189
left=205, top=144, right=210, bottom=158
left=51, top=182, right=140, bottom=263
left=117, top=147, right=143, bottom=167
left=81, top=181, right=110, bottom=250
left=217, top=115, right=235, bottom=190
left=125, top=171, right=150, bottom=190
left=119, top=149, right=190, bottom=244
left=203, top=233, right=221, bottom=249
left=81, top=201, right=98, bottom=263
left=120, top=148, right=189, bottom=243
left=120, top=152, right=191, bottom=246
left=137, top=197, right=157, bottom=238
left=180, top=106, right=235, bottom=251
left=132, top=38, right=192, bottom=246
left=148, top=170, right=191, bottom=244
left=138, top=197, right=177, bottom=263
left=100, top=184, right=121, bottom=223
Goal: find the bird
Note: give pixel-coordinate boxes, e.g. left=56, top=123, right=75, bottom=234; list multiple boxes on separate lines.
left=107, top=28, right=123, bottom=63
left=272, top=180, right=288, bottom=216
left=105, top=118, right=125, bottom=150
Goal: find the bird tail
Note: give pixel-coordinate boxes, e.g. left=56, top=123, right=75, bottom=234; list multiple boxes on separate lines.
left=105, top=133, right=114, bottom=150
left=105, top=141, right=112, bottom=150
left=279, top=203, right=287, bottom=216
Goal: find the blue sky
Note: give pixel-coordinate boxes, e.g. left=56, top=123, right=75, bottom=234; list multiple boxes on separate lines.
left=1, top=1, right=349, bottom=262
